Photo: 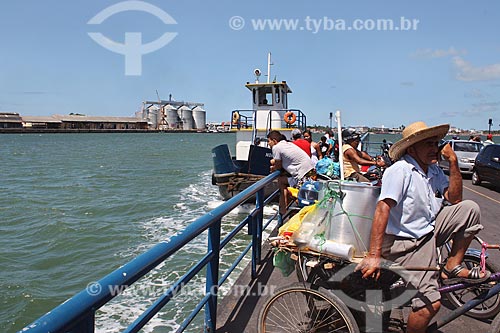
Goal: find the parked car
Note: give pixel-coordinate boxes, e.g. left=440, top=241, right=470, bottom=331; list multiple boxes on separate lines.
left=472, top=144, right=500, bottom=186
left=438, top=140, right=484, bottom=175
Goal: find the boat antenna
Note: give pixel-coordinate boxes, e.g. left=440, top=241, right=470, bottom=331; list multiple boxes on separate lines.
left=267, top=52, right=273, bottom=84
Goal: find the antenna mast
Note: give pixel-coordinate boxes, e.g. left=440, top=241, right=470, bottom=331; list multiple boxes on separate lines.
left=267, top=52, right=272, bottom=83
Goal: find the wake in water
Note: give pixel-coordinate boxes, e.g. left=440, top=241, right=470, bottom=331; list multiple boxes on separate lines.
left=96, top=170, right=278, bottom=332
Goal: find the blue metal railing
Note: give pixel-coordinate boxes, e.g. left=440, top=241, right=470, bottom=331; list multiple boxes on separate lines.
left=21, top=171, right=281, bottom=333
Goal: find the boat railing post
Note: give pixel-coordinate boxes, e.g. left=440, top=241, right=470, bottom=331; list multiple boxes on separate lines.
left=204, top=218, right=221, bottom=332
left=251, top=188, right=265, bottom=278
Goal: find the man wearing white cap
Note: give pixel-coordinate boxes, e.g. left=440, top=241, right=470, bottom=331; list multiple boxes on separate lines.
left=356, top=121, right=488, bottom=333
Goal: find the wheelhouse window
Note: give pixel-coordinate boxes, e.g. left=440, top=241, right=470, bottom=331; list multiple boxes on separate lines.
left=274, top=87, right=280, bottom=104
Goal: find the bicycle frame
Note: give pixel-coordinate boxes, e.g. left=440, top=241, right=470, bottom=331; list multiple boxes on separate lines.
left=293, top=242, right=500, bottom=332
left=430, top=234, right=500, bottom=329
left=429, top=272, right=500, bottom=332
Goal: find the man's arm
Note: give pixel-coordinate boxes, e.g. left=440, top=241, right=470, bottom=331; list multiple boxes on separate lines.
left=345, top=147, right=381, bottom=167
left=359, top=150, right=373, bottom=160
left=356, top=198, right=395, bottom=279
left=312, top=142, right=322, bottom=159
left=440, top=144, right=462, bottom=204
left=326, top=143, right=333, bottom=156
left=270, top=159, right=283, bottom=172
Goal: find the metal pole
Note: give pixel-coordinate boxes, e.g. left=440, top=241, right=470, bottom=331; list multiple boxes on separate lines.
left=252, top=188, right=264, bottom=279
left=336, top=110, right=344, bottom=180
left=267, top=52, right=271, bottom=84
left=204, top=219, right=221, bottom=332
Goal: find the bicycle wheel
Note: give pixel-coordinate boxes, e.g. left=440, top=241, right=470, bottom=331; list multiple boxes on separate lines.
left=445, top=255, right=500, bottom=319
left=258, top=283, right=360, bottom=333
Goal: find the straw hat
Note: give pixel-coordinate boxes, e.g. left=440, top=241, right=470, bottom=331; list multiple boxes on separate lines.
left=389, top=121, right=450, bottom=160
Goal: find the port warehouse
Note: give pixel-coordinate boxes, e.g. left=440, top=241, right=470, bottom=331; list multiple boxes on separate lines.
left=0, top=101, right=207, bottom=132
left=0, top=112, right=397, bottom=134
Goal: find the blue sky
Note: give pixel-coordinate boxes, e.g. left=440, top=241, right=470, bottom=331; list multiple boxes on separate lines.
left=1, top=0, right=499, bottom=131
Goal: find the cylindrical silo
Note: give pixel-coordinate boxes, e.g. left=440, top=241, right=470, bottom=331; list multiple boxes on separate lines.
left=147, top=106, right=159, bottom=129
left=164, top=104, right=179, bottom=128
left=178, top=105, right=193, bottom=130
left=192, top=106, right=206, bottom=130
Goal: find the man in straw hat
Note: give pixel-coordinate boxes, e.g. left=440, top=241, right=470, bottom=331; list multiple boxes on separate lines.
left=356, top=121, right=488, bottom=333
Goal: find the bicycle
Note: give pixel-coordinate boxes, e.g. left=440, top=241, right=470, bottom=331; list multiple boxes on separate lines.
left=437, top=235, right=500, bottom=319
left=258, top=239, right=500, bottom=333
left=259, top=282, right=359, bottom=333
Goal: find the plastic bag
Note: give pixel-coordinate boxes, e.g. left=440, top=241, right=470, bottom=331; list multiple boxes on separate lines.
left=292, top=201, right=332, bottom=248
left=315, top=158, right=333, bottom=176
left=278, top=204, right=316, bottom=236
left=328, top=162, right=340, bottom=178
left=315, top=159, right=340, bottom=178
left=273, top=249, right=295, bottom=277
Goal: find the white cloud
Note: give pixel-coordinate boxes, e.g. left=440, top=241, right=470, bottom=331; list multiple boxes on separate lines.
left=453, top=57, right=500, bottom=81
left=464, top=89, right=485, bottom=99
left=411, top=47, right=466, bottom=59
left=440, top=111, right=460, bottom=117
left=464, top=101, right=500, bottom=116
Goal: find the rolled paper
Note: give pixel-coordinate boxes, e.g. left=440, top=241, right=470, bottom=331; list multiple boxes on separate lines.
left=308, top=238, right=354, bottom=261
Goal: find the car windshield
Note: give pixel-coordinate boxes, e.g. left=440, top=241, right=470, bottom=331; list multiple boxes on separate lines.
left=454, top=142, right=482, bottom=152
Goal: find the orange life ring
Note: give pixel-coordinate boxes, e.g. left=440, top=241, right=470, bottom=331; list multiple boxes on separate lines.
left=284, top=111, right=296, bottom=124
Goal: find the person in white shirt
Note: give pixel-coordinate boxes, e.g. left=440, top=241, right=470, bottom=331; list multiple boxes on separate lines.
left=356, top=121, right=488, bottom=333
left=267, top=130, right=315, bottom=215
left=484, top=133, right=495, bottom=145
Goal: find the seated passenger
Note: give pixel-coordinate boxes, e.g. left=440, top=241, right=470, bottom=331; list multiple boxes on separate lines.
left=342, top=128, right=385, bottom=182
left=356, top=121, right=488, bottom=333
left=267, top=130, right=315, bottom=215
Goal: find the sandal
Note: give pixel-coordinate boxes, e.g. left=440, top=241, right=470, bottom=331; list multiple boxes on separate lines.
left=441, top=264, right=491, bottom=285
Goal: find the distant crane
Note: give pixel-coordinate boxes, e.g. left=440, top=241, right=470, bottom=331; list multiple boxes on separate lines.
left=156, top=90, right=167, bottom=130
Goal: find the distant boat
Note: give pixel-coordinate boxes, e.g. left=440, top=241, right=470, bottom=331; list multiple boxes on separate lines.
left=211, top=53, right=307, bottom=200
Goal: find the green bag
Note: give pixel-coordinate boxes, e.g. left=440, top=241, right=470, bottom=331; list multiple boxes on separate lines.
left=273, top=249, right=295, bottom=277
